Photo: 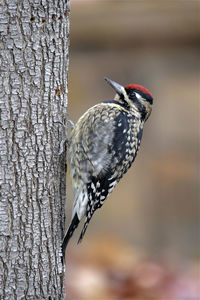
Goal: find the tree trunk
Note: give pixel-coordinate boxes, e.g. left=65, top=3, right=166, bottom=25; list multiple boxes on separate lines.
left=0, top=0, right=70, bottom=299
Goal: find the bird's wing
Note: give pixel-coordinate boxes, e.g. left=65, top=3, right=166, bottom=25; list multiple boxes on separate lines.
left=70, top=103, right=142, bottom=204
left=72, top=103, right=137, bottom=178
left=68, top=103, right=142, bottom=242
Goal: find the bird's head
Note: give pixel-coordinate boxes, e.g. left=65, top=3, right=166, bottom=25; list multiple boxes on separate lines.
left=105, top=77, right=153, bottom=121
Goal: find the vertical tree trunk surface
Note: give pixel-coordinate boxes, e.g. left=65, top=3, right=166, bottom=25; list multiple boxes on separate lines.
left=0, top=1, right=70, bottom=299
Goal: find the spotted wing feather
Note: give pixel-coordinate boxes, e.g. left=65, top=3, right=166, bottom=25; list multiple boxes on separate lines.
left=75, top=105, right=143, bottom=242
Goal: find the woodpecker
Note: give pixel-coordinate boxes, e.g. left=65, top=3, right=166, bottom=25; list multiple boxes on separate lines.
left=62, top=77, right=153, bottom=258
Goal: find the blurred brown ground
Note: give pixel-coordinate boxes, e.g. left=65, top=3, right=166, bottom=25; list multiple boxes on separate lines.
left=66, top=0, right=200, bottom=298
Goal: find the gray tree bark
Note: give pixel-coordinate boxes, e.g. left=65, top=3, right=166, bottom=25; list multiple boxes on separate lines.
left=0, top=0, right=69, bottom=299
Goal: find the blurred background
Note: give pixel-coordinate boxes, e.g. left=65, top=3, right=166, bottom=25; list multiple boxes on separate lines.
left=66, top=0, right=199, bottom=299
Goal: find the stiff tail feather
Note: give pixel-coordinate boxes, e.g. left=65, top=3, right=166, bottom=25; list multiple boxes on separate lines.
left=77, top=213, right=93, bottom=244
left=62, top=213, right=80, bottom=261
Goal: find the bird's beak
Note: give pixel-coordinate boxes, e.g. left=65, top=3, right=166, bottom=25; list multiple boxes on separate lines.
left=104, top=77, right=124, bottom=96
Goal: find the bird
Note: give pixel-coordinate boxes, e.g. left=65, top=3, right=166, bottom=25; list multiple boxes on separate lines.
left=62, top=77, right=153, bottom=259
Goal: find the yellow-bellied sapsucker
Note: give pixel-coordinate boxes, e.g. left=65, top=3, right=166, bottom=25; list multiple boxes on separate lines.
left=62, top=77, right=153, bottom=257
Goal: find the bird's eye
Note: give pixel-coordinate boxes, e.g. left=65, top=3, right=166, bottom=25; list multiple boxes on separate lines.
left=130, top=91, right=137, bottom=100
left=126, top=88, right=142, bottom=101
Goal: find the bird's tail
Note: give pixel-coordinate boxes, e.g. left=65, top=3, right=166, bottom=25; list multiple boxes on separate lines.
left=62, top=213, right=80, bottom=260
left=77, top=213, right=93, bottom=244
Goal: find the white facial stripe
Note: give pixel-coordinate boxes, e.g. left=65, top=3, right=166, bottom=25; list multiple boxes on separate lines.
left=135, top=92, right=142, bottom=100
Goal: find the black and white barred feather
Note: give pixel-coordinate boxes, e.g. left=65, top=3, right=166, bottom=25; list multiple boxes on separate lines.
left=62, top=77, right=153, bottom=260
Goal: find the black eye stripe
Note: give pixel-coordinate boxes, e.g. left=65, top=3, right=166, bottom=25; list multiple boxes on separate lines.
left=126, top=89, right=153, bottom=105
